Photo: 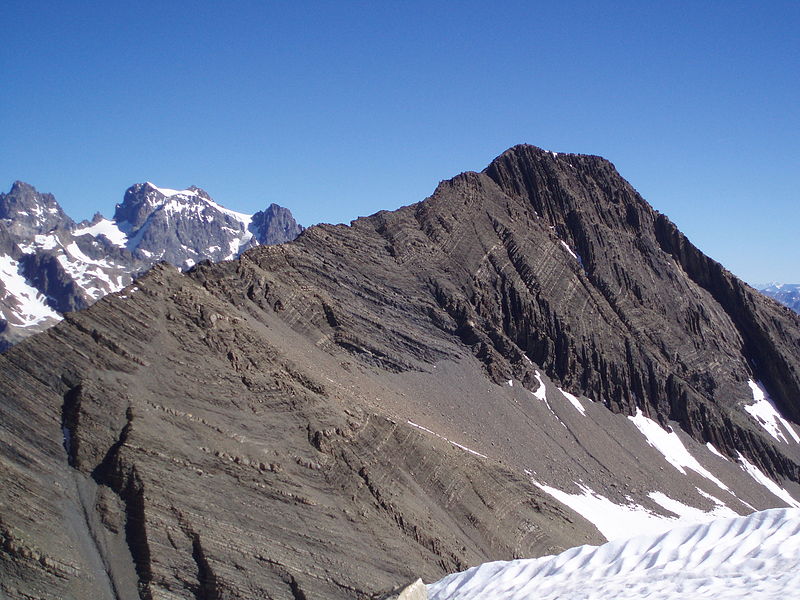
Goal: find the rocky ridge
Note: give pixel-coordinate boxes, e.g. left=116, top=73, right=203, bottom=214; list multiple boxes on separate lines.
left=1, top=145, right=799, bottom=599
left=0, top=181, right=302, bottom=350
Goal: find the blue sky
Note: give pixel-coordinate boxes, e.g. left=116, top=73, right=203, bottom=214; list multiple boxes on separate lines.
left=2, top=1, right=798, bottom=284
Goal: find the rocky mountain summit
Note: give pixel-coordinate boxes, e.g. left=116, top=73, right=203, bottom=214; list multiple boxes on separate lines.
left=1, top=145, right=799, bottom=599
left=0, top=182, right=302, bottom=350
left=760, top=283, right=800, bottom=313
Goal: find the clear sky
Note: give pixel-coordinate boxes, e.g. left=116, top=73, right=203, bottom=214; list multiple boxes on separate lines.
left=2, top=1, right=798, bottom=284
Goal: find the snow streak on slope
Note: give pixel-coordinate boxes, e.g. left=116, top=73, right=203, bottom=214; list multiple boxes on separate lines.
left=530, top=480, right=734, bottom=540
left=628, top=408, right=730, bottom=490
left=407, top=420, right=487, bottom=458
left=556, top=386, right=586, bottom=415
left=531, top=371, right=567, bottom=427
left=428, top=508, right=800, bottom=600
left=737, top=452, right=800, bottom=508
left=744, top=379, right=800, bottom=444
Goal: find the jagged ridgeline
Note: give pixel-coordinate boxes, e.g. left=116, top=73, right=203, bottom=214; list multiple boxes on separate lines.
left=2, top=145, right=800, bottom=600
left=0, top=181, right=303, bottom=350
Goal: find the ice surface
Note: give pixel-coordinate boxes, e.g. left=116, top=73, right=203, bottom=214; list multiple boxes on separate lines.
left=744, top=380, right=800, bottom=444
left=428, top=508, right=800, bottom=600
left=628, top=408, right=729, bottom=490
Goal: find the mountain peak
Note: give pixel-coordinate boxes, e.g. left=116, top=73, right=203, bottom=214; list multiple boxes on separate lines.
left=1, top=180, right=303, bottom=350
left=2, top=148, right=800, bottom=598
left=0, top=180, right=73, bottom=234
left=9, top=180, right=38, bottom=194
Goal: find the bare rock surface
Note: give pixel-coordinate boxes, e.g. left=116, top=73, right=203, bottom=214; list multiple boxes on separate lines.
left=2, top=145, right=800, bottom=599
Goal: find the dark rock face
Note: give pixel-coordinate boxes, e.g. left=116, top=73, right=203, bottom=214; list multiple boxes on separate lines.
left=17, top=251, right=88, bottom=314
left=0, top=180, right=74, bottom=237
left=482, top=147, right=800, bottom=463
left=250, top=203, right=305, bottom=245
left=2, top=145, right=800, bottom=599
left=760, top=284, right=800, bottom=313
left=0, top=181, right=302, bottom=350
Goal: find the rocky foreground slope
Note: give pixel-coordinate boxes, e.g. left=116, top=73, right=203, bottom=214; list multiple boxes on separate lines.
left=1, top=145, right=800, bottom=599
left=0, top=181, right=302, bottom=350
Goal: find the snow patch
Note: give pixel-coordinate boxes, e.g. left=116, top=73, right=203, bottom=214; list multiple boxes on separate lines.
left=737, top=452, right=800, bottom=508
left=73, top=219, right=128, bottom=247
left=33, top=234, right=59, bottom=250
left=56, top=243, right=126, bottom=298
left=0, top=254, right=62, bottom=327
left=628, top=408, right=729, bottom=491
left=531, top=371, right=566, bottom=428
left=530, top=479, right=734, bottom=542
left=556, top=387, right=586, bottom=416
left=146, top=182, right=200, bottom=198
left=560, top=240, right=578, bottom=260
left=744, top=380, right=800, bottom=444
left=706, top=442, right=728, bottom=460
left=648, top=490, right=737, bottom=520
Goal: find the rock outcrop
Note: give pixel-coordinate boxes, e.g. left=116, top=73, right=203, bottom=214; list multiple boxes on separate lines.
left=2, top=145, right=799, bottom=599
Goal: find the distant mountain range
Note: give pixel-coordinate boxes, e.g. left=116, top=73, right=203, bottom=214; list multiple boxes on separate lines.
left=759, top=283, right=800, bottom=313
left=0, top=181, right=302, bottom=350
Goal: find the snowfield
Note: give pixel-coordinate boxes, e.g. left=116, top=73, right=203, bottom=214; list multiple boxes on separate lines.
left=428, top=508, right=800, bottom=599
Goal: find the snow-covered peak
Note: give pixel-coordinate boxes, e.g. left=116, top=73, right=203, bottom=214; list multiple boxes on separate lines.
left=112, top=182, right=258, bottom=261
left=142, top=183, right=252, bottom=224
left=144, top=182, right=202, bottom=198
left=2, top=179, right=302, bottom=350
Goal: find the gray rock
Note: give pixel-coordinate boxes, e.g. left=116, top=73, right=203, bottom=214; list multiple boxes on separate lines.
left=1, top=145, right=799, bottom=599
